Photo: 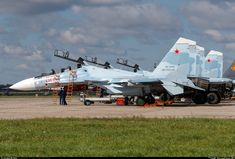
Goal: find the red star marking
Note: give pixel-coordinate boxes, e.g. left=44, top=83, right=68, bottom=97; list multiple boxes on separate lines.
left=175, top=49, right=180, bottom=54
left=207, top=59, right=211, bottom=63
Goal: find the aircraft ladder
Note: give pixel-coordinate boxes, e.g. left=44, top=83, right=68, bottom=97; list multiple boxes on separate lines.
left=66, top=70, right=76, bottom=104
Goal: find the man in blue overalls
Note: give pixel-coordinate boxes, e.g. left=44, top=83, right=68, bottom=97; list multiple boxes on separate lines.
left=62, top=88, right=67, bottom=106
left=58, top=88, right=64, bottom=105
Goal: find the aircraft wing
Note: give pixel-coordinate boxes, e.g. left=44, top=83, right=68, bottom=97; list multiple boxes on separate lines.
left=98, top=63, right=205, bottom=96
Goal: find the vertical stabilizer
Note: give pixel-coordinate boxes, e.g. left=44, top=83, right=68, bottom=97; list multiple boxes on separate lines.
left=204, top=50, right=223, bottom=78
left=195, top=45, right=205, bottom=77
left=223, top=60, right=235, bottom=80
left=153, top=37, right=197, bottom=77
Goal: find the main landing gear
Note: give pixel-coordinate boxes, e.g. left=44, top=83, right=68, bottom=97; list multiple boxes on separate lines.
left=136, top=93, right=155, bottom=106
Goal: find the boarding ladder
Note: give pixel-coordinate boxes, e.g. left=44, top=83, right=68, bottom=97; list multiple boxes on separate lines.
left=66, top=70, right=77, bottom=104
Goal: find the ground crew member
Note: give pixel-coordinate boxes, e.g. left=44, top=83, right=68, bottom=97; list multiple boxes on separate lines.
left=58, top=88, right=64, bottom=105
left=63, top=89, right=67, bottom=106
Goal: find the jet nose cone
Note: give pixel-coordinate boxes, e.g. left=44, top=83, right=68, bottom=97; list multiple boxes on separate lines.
left=10, top=78, right=35, bottom=91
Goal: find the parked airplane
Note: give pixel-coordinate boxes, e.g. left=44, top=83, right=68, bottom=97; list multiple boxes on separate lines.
left=10, top=38, right=202, bottom=91
left=10, top=37, right=233, bottom=105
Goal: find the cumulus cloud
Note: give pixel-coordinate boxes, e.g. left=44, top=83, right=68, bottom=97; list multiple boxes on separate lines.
left=24, top=49, right=44, bottom=61
left=0, top=44, right=47, bottom=62
left=204, top=29, right=235, bottom=42
left=59, top=3, right=179, bottom=47
left=184, top=0, right=235, bottom=29
left=204, top=29, right=223, bottom=42
left=184, top=0, right=235, bottom=54
left=0, top=0, right=132, bottom=16
left=0, top=44, right=27, bottom=56
left=225, top=43, right=235, bottom=51
left=83, top=3, right=177, bottom=31
left=16, top=64, right=29, bottom=70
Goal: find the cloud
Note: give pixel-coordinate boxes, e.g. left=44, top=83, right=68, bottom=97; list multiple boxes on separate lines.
left=16, top=64, right=29, bottom=70
left=204, top=29, right=223, bottom=42
left=184, top=0, right=235, bottom=29
left=184, top=0, right=235, bottom=54
left=225, top=43, right=235, bottom=51
left=204, top=29, right=235, bottom=44
left=59, top=3, right=179, bottom=47
left=0, top=44, right=27, bottom=56
left=0, top=44, right=48, bottom=62
left=24, top=49, right=44, bottom=61
left=0, top=0, right=133, bottom=16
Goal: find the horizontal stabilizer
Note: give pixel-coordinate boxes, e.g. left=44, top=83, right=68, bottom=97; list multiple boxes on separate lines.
left=103, top=84, right=123, bottom=94
left=161, top=80, right=184, bottom=95
left=174, top=80, right=205, bottom=91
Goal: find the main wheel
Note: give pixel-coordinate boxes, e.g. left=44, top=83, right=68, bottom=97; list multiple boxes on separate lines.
left=145, top=94, right=155, bottom=104
left=136, top=97, right=145, bottom=106
left=159, top=93, right=170, bottom=102
left=207, top=92, right=220, bottom=104
left=192, top=92, right=206, bottom=104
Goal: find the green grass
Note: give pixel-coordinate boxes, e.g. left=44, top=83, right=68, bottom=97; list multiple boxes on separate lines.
left=0, top=118, right=235, bottom=157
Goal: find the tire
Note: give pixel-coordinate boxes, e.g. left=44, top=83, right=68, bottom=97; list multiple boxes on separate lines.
left=159, top=93, right=170, bottom=102
left=136, top=97, right=145, bottom=106
left=144, top=94, right=155, bottom=104
left=84, top=100, right=91, bottom=106
left=207, top=92, right=220, bottom=104
left=192, top=92, right=206, bottom=104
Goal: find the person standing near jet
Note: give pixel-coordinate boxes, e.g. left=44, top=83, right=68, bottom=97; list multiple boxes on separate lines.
left=58, top=88, right=64, bottom=105
left=63, top=88, right=67, bottom=106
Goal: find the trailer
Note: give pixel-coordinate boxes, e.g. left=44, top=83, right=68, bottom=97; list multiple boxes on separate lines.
left=79, top=92, right=125, bottom=106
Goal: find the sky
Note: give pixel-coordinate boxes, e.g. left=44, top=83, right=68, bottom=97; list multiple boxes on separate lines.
left=1, top=0, right=235, bottom=84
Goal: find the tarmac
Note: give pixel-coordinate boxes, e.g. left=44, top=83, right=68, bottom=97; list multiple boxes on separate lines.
left=0, top=97, right=235, bottom=119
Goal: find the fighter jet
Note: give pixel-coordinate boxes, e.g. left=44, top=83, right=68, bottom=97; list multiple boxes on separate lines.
left=11, top=37, right=231, bottom=105
left=10, top=38, right=200, bottom=89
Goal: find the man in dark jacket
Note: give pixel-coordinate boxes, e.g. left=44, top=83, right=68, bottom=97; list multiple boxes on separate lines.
left=58, top=88, right=64, bottom=105
left=63, top=89, right=67, bottom=106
